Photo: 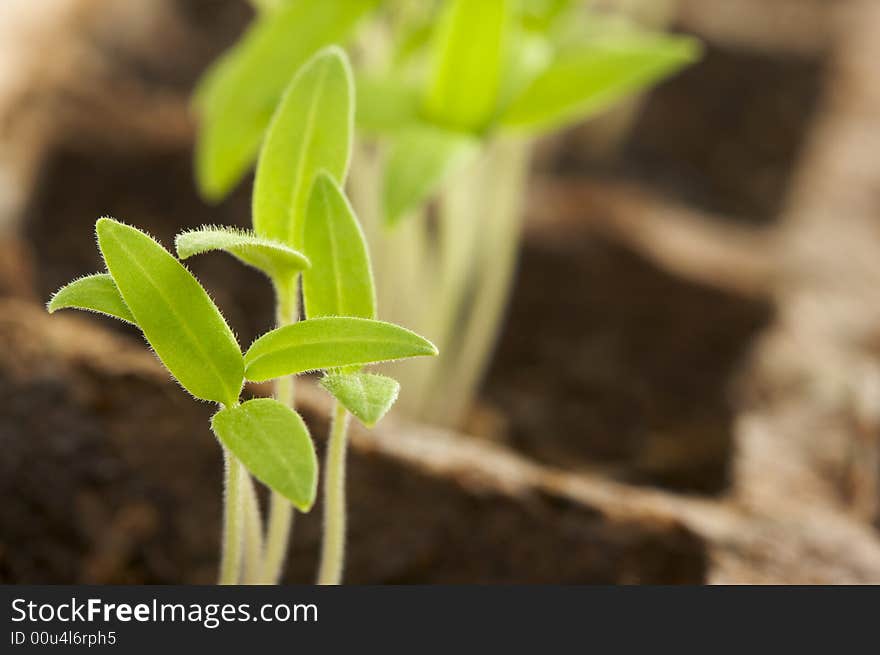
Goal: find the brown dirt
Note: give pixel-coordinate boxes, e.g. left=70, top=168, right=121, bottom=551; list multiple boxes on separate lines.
left=484, top=233, right=773, bottom=494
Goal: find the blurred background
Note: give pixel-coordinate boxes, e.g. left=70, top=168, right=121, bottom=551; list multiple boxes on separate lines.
left=1, top=0, right=880, bottom=584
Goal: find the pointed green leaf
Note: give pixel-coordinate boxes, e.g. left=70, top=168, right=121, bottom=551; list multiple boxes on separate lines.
left=212, top=398, right=317, bottom=511
left=355, top=75, right=421, bottom=136
left=252, top=46, right=354, bottom=248
left=499, top=32, right=700, bottom=135
left=320, top=372, right=399, bottom=428
left=423, top=0, right=510, bottom=132
left=96, top=218, right=244, bottom=406
left=383, top=125, right=479, bottom=227
left=47, top=273, right=137, bottom=325
left=244, top=317, right=438, bottom=382
left=194, top=0, right=373, bottom=201
left=175, top=226, right=310, bottom=283
left=302, top=172, right=375, bottom=320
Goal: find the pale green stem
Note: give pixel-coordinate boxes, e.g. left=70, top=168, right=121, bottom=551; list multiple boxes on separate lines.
left=349, top=136, right=530, bottom=428
left=259, top=281, right=299, bottom=584
left=405, top=147, right=484, bottom=416
left=240, top=473, right=264, bottom=584
left=424, top=138, right=532, bottom=424
left=317, top=400, right=351, bottom=585
left=218, top=448, right=245, bottom=585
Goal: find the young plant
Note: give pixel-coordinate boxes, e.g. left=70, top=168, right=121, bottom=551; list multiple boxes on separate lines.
left=194, top=0, right=700, bottom=428
left=48, top=213, right=433, bottom=585
left=180, top=46, right=436, bottom=584
left=47, top=218, right=317, bottom=585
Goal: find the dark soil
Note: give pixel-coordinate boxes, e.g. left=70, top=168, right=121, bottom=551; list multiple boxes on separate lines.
left=484, top=234, right=772, bottom=494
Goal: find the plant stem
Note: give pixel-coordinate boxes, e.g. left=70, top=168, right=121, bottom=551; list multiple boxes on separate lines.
left=259, top=280, right=298, bottom=584
left=317, top=400, right=351, bottom=585
left=260, top=372, right=296, bottom=583
left=219, top=448, right=245, bottom=585
left=241, top=473, right=264, bottom=584
left=423, top=137, right=531, bottom=424
left=261, top=487, right=294, bottom=583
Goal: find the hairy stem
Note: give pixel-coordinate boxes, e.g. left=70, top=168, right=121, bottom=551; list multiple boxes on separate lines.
left=241, top=473, right=264, bottom=584
left=259, top=281, right=299, bottom=584
left=317, top=400, right=351, bottom=585
left=218, top=448, right=245, bottom=585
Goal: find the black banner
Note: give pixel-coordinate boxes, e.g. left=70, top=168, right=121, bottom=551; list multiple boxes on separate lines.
left=1, top=585, right=877, bottom=652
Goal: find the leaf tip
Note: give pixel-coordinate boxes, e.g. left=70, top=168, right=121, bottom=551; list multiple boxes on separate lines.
left=94, top=215, right=116, bottom=232
left=94, top=215, right=128, bottom=245
left=422, top=337, right=440, bottom=357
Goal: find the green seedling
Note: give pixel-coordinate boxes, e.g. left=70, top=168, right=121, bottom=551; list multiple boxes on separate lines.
left=194, top=0, right=698, bottom=222
left=48, top=213, right=433, bottom=585
left=193, top=0, right=700, bottom=429
left=180, top=46, right=436, bottom=585
left=48, top=218, right=314, bottom=585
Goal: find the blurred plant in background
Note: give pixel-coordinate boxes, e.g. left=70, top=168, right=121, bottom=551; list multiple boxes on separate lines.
left=194, top=0, right=698, bottom=427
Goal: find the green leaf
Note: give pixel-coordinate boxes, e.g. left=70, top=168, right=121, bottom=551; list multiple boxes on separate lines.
left=302, top=172, right=375, bottom=320
left=498, top=32, right=700, bottom=135
left=175, top=226, right=310, bottom=284
left=194, top=0, right=373, bottom=201
left=518, top=0, right=575, bottom=32
left=496, top=28, right=553, bottom=112
left=423, top=0, right=510, bottom=132
left=96, top=218, right=244, bottom=406
left=212, top=398, right=317, bottom=511
left=252, top=46, right=354, bottom=249
left=355, top=75, right=421, bottom=136
left=383, top=125, right=479, bottom=227
left=47, top=273, right=137, bottom=325
left=244, top=316, right=438, bottom=382
left=320, top=372, right=399, bottom=427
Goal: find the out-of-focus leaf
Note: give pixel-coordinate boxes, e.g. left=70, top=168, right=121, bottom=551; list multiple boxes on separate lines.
left=355, top=75, right=421, bottom=135
left=383, top=125, right=479, bottom=226
left=391, top=22, right=433, bottom=70
left=498, top=32, right=700, bottom=135
left=96, top=218, right=243, bottom=406
left=496, top=28, right=553, bottom=113
left=244, top=317, right=437, bottom=382
left=385, top=0, right=435, bottom=69
left=302, top=172, right=375, bottom=320
left=423, top=0, right=510, bottom=132
left=193, top=0, right=373, bottom=202
left=212, top=398, right=317, bottom=511
left=518, top=0, right=575, bottom=31
left=252, top=46, right=354, bottom=249
left=320, top=372, right=399, bottom=427
left=47, top=273, right=137, bottom=325
left=175, top=226, right=310, bottom=284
